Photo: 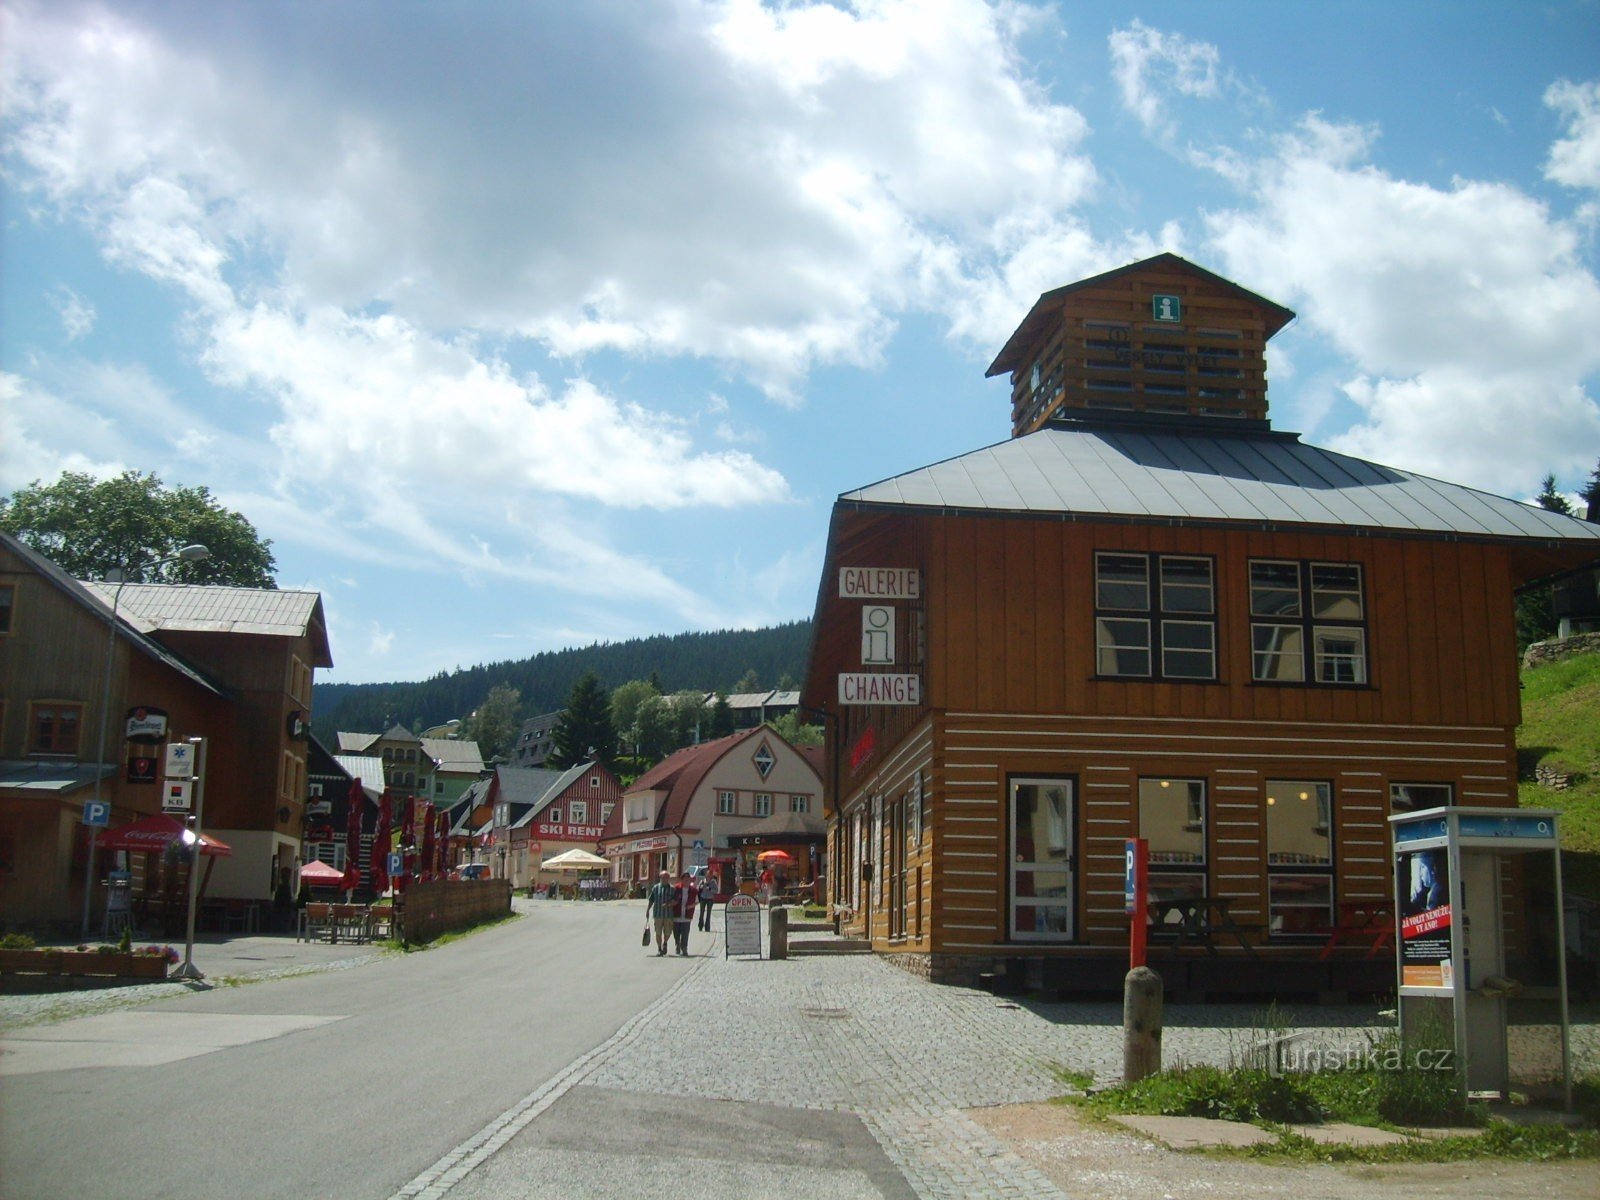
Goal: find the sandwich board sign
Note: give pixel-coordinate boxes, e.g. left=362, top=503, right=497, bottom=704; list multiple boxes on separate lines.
left=724, top=893, right=762, bottom=959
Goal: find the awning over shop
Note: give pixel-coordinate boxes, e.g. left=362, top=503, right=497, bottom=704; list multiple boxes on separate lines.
left=0, top=759, right=115, bottom=794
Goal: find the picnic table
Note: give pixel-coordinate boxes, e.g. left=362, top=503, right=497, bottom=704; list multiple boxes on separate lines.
left=1317, top=900, right=1393, bottom=960
left=1148, top=896, right=1261, bottom=958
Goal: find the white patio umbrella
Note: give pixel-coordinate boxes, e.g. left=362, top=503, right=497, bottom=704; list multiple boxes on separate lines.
left=541, top=848, right=610, bottom=870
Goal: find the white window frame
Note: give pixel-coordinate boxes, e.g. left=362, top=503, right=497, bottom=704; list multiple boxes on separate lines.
left=569, top=800, right=587, bottom=825
left=718, top=790, right=737, bottom=815
left=754, top=793, right=773, bottom=817
left=790, top=794, right=808, bottom=814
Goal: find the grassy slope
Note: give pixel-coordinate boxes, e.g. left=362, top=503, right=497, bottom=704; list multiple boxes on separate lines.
left=1517, top=650, right=1600, bottom=895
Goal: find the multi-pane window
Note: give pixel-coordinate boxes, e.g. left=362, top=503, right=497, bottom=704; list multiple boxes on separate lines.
left=755, top=793, right=773, bottom=817
left=1250, top=561, right=1367, bottom=685
left=1138, top=778, right=1206, bottom=906
left=309, top=841, right=347, bottom=870
left=569, top=800, right=587, bottom=825
left=31, top=703, right=83, bottom=754
left=1390, top=782, right=1453, bottom=813
left=548, top=807, right=563, bottom=824
left=1094, top=553, right=1216, bottom=680
left=601, top=801, right=615, bottom=822
left=1266, top=779, right=1334, bottom=935
left=790, top=794, right=809, bottom=814
left=718, top=790, right=736, bottom=815
left=0, top=584, right=14, bottom=635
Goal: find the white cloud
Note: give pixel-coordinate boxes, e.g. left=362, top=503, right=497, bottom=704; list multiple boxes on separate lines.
left=1203, top=114, right=1600, bottom=490
left=368, top=624, right=394, bottom=658
left=0, top=371, right=127, bottom=491
left=48, top=286, right=96, bottom=340
left=2, top=0, right=1097, bottom=397
left=1108, top=20, right=1222, bottom=139
left=1545, top=78, right=1600, bottom=192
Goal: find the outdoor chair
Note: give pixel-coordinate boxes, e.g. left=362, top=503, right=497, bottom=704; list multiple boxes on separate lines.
left=300, top=902, right=333, bottom=943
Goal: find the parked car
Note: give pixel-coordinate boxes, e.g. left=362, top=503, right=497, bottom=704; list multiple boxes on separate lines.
left=452, top=863, right=489, bottom=881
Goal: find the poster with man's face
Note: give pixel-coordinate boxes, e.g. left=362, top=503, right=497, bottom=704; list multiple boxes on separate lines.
left=1396, top=849, right=1453, bottom=990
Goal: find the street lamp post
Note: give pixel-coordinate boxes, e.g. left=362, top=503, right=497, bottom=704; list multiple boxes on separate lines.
left=82, top=544, right=211, bottom=938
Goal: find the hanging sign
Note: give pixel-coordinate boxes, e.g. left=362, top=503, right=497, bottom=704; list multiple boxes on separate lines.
left=723, top=893, right=762, bottom=959
left=125, top=707, right=169, bottom=743
left=163, top=780, right=194, bottom=813
left=164, top=741, right=196, bottom=779
left=127, top=753, right=159, bottom=784
left=862, top=605, right=896, bottom=664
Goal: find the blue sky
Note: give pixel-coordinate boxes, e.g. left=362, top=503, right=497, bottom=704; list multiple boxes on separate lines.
left=4, top=1, right=1598, bottom=686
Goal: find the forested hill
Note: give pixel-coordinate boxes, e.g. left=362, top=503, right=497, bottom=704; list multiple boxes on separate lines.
left=311, top=620, right=813, bottom=740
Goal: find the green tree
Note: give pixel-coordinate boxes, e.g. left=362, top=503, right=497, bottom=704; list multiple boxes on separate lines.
left=463, top=683, right=522, bottom=762
left=1515, top=473, right=1575, bottom=649
left=769, top=710, right=822, bottom=748
left=733, top=668, right=761, bottom=694
left=609, top=679, right=661, bottom=756
left=550, top=671, right=616, bottom=768
left=1580, top=457, right=1600, bottom=520
left=709, top=692, right=736, bottom=738
left=0, top=470, right=276, bottom=586
left=665, top=689, right=708, bottom=748
left=634, top=694, right=675, bottom=760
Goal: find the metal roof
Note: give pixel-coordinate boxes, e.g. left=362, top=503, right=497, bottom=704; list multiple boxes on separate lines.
left=80, top=582, right=333, bottom=665
left=840, top=423, right=1600, bottom=543
left=0, top=532, right=227, bottom=699
left=421, top=737, right=484, bottom=773
left=0, top=760, right=114, bottom=794
left=334, top=754, right=386, bottom=796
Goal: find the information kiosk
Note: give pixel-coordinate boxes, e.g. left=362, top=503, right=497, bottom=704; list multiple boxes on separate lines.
left=1389, top=806, right=1571, bottom=1110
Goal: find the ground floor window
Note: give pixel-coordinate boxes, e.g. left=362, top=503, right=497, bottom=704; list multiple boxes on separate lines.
left=1009, top=777, right=1075, bottom=940
left=1138, top=777, right=1206, bottom=907
left=307, top=841, right=347, bottom=870
left=1390, top=782, right=1453, bottom=812
left=1266, top=779, right=1333, bottom=935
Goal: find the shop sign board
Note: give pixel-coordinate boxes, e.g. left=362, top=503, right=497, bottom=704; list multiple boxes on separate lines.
left=125, top=706, right=169, bottom=743
left=163, top=780, right=193, bottom=813
left=839, top=567, right=919, bottom=600
left=839, top=673, right=921, bottom=705
left=724, top=893, right=762, bottom=959
left=164, top=741, right=196, bottom=779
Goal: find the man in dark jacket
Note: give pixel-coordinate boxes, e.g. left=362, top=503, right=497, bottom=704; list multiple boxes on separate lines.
left=671, top=872, right=698, bottom=955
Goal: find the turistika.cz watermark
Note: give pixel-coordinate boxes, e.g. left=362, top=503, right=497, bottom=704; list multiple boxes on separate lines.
left=1262, top=1041, right=1455, bottom=1077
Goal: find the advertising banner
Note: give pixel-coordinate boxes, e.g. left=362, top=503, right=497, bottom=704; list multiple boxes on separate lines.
left=1396, top=848, right=1453, bottom=990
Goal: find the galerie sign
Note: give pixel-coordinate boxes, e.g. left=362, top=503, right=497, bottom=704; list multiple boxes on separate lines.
left=839, top=567, right=920, bottom=600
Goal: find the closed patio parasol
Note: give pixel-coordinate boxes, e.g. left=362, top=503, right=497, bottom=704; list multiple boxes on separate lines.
left=370, top=791, right=391, bottom=895
left=342, top=778, right=364, bottom=891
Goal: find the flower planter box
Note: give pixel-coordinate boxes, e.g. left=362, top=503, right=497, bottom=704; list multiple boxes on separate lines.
left=0, top=949, right=168, bottom=981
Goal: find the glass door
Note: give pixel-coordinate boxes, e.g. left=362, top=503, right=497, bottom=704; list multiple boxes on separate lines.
left=1010, top=778, right=1075, bottom=940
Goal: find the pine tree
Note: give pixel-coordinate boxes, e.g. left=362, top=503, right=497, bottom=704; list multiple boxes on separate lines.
left=1580, top=457, right=1600, bottom=521
left=1515, top=472, right=1575, bottom=649
left=550, top=671, right=616, bottom=768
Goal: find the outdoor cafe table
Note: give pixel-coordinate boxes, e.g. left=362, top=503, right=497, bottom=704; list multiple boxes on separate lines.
left=1317, top=900, right=1394, bottom=960
left=1148, top=896, right=1260, bottom=958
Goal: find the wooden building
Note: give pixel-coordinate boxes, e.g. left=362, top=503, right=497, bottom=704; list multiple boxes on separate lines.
left=801, top=254, right=1600, bottom=994
left=1, top=532, right=332, bottom=926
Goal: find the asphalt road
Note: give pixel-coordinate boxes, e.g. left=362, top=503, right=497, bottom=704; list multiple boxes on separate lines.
left=0, top=901, right=693, bottom=1200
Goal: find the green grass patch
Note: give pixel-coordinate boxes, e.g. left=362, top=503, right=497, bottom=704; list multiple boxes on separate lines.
left=1517, top=650, right=1600, bottom=893
left=1248, top=1123, right=1600, bottom=1164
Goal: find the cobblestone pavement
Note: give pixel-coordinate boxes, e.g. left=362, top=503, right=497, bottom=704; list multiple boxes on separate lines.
left=566, top=933, right=1600, bottom=1200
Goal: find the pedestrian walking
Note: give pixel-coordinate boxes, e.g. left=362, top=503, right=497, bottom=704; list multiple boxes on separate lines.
left=645, top=870, right=675, bottom=956
left=696, top=870, right=717, bottom=931
left=672, top=871, right=698, bottom=955
left=758, top=865, right=776, bottom=906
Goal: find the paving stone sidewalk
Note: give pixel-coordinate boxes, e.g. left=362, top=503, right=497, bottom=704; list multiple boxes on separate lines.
left=583, top=938, right=1571, bottom=1200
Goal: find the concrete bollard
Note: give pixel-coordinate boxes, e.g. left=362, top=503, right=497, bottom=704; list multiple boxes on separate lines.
left=769, top=904, right=788, bottom=960
left=1123, top=966, right=1163, bottom=1083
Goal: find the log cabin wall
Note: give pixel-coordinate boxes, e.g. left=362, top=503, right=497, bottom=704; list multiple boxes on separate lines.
left=853, top=509, right=1526, bottom=978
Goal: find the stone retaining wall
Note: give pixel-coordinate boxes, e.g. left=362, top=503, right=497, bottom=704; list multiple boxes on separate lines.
left=1522, top=632, right=1600, bottom=669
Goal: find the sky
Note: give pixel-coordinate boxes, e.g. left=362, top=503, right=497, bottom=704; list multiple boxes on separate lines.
left=3, top=0, right=1599, bottom=687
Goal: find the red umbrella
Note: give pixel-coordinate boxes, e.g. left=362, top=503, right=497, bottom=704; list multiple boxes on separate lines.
left=96, top=813, right=233, bottom=856
left=756, top=849, right=794, bottom=863
left=343, top=778, right=364, bottom=891
left=436, top=810, right=449, bottom=876
left=370, top=790, right=391, bottom=895
left=420, top=806, right=436, bottom=882
left=300, top=859, right=345, bottom=887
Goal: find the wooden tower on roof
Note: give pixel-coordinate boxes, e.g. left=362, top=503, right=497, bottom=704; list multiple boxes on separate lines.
left=986, top=252, right=1296, bottom=437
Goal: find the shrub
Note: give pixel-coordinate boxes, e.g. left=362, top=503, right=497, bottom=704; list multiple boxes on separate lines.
left=0, top=932, right=37, bottom=950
